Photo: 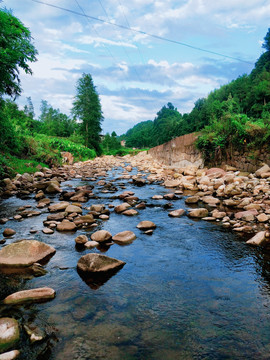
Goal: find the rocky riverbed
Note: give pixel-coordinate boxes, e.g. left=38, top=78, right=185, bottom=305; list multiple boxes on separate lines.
left=0, top=152, right=270, bottom=359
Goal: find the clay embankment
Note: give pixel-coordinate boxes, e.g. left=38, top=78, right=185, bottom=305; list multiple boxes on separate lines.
left=148, top=132, right=270, bottom=172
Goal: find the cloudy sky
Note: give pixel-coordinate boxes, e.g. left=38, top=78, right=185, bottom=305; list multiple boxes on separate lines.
left=3, top=0, right=269, bottom=134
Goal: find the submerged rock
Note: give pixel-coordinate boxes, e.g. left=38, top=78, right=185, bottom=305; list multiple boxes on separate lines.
left=3, top=287, right=55, bottom=305
left=77, top=253, right=125, bottom=273
left=0, top=318, right=20, bottom=353
left=0, top=240, right=56, bottom=268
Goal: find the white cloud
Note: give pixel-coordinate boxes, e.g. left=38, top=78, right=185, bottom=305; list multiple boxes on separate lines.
left=78, top=35, right=137, bottom=48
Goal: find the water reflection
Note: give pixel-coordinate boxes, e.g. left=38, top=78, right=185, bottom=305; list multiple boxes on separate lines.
left=77, top=266, right=125, bottom=290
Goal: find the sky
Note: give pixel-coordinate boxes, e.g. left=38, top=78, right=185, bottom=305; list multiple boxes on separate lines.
left=2, top=0, right=269, bottom=135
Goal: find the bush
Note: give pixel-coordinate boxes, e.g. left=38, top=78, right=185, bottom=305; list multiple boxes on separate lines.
left=34, top=134, right=96, bottom=161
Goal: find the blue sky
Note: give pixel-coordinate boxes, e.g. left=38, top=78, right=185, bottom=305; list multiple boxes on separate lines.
left=3, top=0, right=269, bottom=135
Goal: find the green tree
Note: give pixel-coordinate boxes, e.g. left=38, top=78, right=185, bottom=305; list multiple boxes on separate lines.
left=0, top=8, right=38, bottom=97
left=72, top=73, right=103, bottom=154
left=39, top=100, right=78, bottom=137
left=263, top=28, right=270, bottom=52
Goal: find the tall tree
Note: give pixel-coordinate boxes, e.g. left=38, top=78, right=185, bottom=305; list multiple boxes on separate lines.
left=0, top=8, right=38, bottom=97
left=72, top=73, right=103, bottom=154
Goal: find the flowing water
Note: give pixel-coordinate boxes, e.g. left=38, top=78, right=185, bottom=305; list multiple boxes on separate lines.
left=1, top=165, right=270, bottom=359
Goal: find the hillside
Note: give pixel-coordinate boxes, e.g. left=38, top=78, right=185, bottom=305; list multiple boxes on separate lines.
left=122, top=28, right=270, bottom=160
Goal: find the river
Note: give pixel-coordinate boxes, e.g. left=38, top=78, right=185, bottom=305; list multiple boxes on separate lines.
left=1, top=164, right=270, bottom=359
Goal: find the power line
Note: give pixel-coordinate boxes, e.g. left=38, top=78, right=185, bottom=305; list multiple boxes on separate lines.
left=29, top=0, right=253, bottom=65
left=74, top=0, right=118, bottom=65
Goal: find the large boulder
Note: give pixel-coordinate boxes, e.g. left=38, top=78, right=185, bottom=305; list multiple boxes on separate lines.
left=0, top=318, right=20, bottom=353
left=3, top=287, right=55, bottom=305
left=77, top=253, right=125, bottom=273
left=0, top=240, right=56, bottom=268
left=112, top=231, right=136, bottom=244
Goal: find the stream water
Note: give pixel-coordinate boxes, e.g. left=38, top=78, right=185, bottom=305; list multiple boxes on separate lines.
left=1, top=165, right=270, bottom=359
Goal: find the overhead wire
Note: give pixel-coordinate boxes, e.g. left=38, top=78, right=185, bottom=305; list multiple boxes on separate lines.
left=95, top=0, right=151, bottom=110
left=115, top=0, right=154, bottom=84
left=74, top=0, right=118, bottom=65
left=74, top=0, right=150, bottom=121
left=29, top=0, right=254, bottom=64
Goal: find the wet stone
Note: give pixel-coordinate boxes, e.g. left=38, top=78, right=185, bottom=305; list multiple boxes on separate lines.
left=3, top=229, right=16, bottom=237
left=0, top=318, right=20, bottom=353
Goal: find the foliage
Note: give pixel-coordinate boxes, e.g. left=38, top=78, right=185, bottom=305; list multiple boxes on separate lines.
left=124, top=103, right=183, bottom=148
left=72, top=73, right=103, bottom=155
left=39, top=100, right=79, bottom=137
left=0, top=8, right=37, bottom=97
left=35, top=134, right=96, bottom=161
left=102, top=132, right=121, bottom=153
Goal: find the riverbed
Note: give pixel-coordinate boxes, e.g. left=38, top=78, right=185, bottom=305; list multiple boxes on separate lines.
left=1, top=163, right=270, bottom=359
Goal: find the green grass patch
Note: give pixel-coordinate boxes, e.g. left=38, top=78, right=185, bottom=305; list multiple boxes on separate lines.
left=103, top=147, right=149, bottom=156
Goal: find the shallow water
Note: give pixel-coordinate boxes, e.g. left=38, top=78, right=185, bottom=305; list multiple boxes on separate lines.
left=1, top=166, right=270, bottom=359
